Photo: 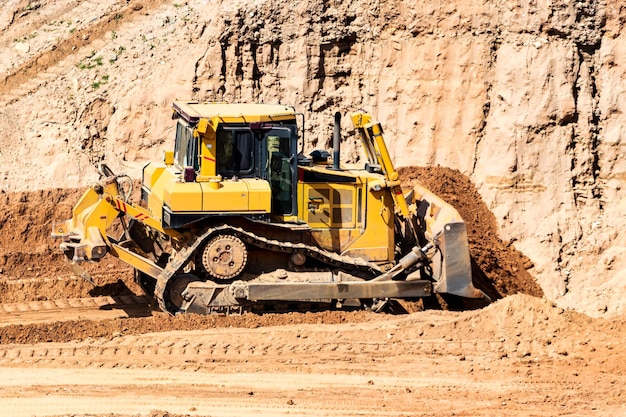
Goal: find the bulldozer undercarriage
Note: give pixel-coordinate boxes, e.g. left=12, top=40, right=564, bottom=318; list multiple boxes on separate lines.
left=124, top=222, right=433, bottom=315
left=57, top=173, right=486, bottom=316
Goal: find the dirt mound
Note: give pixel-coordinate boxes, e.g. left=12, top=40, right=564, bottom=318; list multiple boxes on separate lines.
left=398, top=166, right=543, bottom=300
left=427, top=293, right=597, bottom=342
left=406, top=293, right=626, bottom=373
left=0, top=188, right=84, bottom=279
left=0, top=187, right=143, bottom=302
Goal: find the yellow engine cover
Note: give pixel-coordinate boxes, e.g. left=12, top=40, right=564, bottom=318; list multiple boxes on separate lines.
left=142, top=162, right=271, bottom=227
left=200, top=179, right=271, bottom=212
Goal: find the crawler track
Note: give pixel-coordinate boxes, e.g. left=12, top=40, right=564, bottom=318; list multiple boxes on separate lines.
left=153, top=224, right=386, bottom=313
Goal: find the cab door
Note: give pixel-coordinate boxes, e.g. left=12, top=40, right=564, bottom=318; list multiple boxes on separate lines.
left=262, top=127, right=297, bottom=216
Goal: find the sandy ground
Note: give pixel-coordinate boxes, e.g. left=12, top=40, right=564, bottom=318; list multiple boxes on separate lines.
left=0, top=295, right=624, bottom=417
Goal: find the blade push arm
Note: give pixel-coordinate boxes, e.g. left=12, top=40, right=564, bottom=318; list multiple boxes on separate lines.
left=351, top=110, right=418, bottom=249
left=351, top=112, right=411, bottom=220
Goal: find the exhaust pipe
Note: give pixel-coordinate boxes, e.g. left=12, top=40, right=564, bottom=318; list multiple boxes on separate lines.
left=333, top=111, right=341, bottom=170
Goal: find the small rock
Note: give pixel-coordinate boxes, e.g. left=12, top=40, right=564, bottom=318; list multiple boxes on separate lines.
left=14, top=42, right=30, bottom=54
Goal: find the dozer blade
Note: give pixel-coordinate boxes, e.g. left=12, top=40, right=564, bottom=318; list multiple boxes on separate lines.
left=405, top=180, right=489, bottom=302
left=434, top=221, right=489, bottom=301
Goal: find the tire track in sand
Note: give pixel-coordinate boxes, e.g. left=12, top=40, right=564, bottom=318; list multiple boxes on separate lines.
left=0, top=295, right=152, bottom=327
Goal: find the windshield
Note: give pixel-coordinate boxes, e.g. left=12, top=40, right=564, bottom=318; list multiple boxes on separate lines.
left=174, top=120, right=198, bottom=170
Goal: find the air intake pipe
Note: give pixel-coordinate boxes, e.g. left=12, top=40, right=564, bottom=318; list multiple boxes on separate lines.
left=333, top=111, right=341, bottom=170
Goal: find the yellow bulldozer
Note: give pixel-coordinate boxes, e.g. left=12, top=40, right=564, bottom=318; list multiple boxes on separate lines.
left=52, top=101, right=486, bottom=314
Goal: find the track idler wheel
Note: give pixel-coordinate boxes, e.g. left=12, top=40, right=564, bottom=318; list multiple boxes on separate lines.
left=200, top=234, right=248, bottom=281
left=166, top=273, right=202, bottom=311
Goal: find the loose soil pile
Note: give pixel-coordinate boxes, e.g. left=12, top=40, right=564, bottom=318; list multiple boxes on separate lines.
left=398, top=166, right=543, bottom=299
left=1, top=293, right=624, bottom=417
left=0, top=172, right=622, bottom=417
left=0, top=309, right=385, bottom=345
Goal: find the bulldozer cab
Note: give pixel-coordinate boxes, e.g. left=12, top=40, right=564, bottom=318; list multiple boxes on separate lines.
left=164, top=101, right=302, bottom=220
left=213, top=124, right=298, bottom=216
left=170, top=111, right=299, bottom=218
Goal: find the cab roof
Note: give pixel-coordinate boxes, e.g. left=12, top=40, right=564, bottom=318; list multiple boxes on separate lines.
left=173, top=100, right=297, bottom=124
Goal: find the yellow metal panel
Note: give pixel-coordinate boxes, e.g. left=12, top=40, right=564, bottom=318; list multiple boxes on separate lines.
left=330, top=186, right=355, bottom=228
left=164, top=181, right=203, bottom=212
left=301, top=183, right=357, bottom=228
left=303, top=184, right=331, bottom=227
left=147, top=191, right=164, bottom=222
left=143, top=163, right=167, bottom=190
left=201, top=180, right=249, bottom=212
left=173, top=101, right=296, bottom=123
left=363, top=187, right=395, bottom=261
left=298, top=175, right=394, bottom=262
left=244, top=179, right=272, bottom=212
left=297, top=182, right=305, bottom=222
left=199, top=128, right=217, bottom=178
left=143, top=163, right=179, bottom=220
left=163, top=150, right=174, bottom=166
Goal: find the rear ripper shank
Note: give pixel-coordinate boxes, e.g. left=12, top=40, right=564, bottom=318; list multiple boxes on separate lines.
left=52, top=102, right=488, bottom=314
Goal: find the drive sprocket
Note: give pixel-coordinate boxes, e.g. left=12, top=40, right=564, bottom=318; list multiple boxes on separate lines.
left=199, top=234, right=248, bottom=280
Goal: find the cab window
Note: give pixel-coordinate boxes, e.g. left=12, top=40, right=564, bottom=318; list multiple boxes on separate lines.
left=174, top=120, right=199, bottom=170
left=216, top=129, right=254, bottom=176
